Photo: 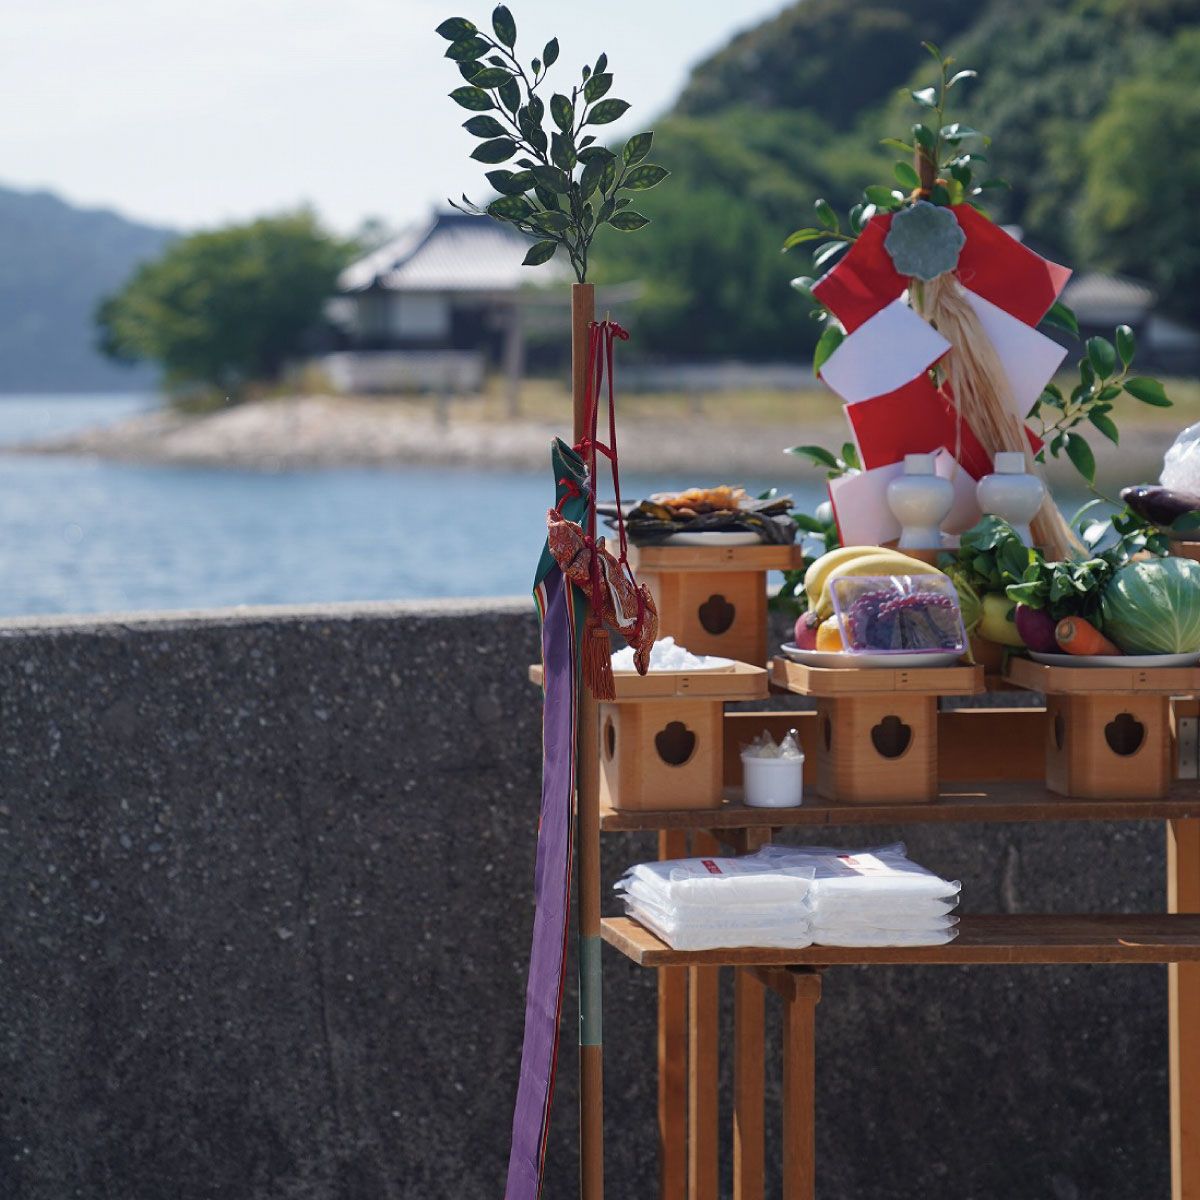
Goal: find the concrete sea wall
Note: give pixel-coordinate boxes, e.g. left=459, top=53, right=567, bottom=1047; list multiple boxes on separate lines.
left=0, top=600, right=1176, bottom=1199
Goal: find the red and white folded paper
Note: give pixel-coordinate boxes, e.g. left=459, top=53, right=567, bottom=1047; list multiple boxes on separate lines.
left=809, top=205, right=1071, bottom=526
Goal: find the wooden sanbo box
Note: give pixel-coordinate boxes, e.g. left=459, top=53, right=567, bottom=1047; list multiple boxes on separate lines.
left=771, top=658, right=985, bottom=804
left=1044, top=692, right=1172, bottom=799
left=600, top=697, right=724, bottom=811
left=814, top=694, right=939, bottom=803
left=628, top=544, right=804, bottom=667
left=1006, top=656, right=1200, bottom=800
left=584, top=660, right=768, bottom=812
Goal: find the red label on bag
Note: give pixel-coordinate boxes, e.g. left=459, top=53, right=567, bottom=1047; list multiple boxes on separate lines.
left=701, top=860, right=722, bottom=875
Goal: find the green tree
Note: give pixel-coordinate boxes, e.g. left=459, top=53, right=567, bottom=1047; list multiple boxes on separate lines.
left=1075, top=29, right=1200, bottom=327
left=96, top=210, right=354, bottom=397
left=673, top=0, right=976, bottom=129
left=593, top=107, right=882, bottom=357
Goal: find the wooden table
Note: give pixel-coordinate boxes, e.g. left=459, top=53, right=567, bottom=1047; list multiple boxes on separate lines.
left=593, top=703, right=1200, bottom=1200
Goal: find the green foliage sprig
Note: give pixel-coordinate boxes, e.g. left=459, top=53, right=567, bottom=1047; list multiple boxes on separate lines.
left=783, top=43, right=1004, bottom=278
left=1027, top=322, right=1171, bottom=487
left=784, top=440, right=860, bottom=479
left=437, top=7, right=668, bottom=282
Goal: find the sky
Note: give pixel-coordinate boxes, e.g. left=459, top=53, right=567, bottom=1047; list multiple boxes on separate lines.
left=2, top=0, right=791, bottom=237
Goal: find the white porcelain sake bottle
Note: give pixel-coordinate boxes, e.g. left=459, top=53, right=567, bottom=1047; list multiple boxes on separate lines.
left=976, top=451, right=1045, bottom=546
left=886, top=453, right=954, bottom=549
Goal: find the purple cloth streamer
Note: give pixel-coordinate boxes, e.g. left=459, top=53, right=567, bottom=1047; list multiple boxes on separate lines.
left=505, top=565, right=578, bottom=1199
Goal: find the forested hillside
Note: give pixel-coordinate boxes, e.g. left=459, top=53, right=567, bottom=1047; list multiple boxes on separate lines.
left=0, top=186, right=173, bottom=392
left=594, top=0, right=1200, bottom=360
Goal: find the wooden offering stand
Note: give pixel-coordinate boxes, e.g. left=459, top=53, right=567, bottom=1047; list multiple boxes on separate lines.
left=627, top=542, right=803, bottom=665
left=550, top=632, right=1200, bottom=1199
left=771, top=657, right=983, bottom=802
left=1007, top=656, right=1200, bottom=799
left=529, top=661, right=768, bottom=811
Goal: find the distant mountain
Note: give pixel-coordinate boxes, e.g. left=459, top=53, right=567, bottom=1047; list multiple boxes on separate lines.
left=0, top=184, right=175, bottom=393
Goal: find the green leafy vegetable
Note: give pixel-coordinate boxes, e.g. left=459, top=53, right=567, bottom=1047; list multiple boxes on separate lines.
left=1101, top=558, right=1200, bottom=654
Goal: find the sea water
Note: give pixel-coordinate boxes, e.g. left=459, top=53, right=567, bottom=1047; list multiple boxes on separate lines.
left=0, top=395, right=827, bottom=618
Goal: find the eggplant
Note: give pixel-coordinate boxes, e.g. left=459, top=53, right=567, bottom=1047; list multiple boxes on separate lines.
left=1121, top=484, right=1200, bottom=528
left=1014, top=603, right=1058, bottom=653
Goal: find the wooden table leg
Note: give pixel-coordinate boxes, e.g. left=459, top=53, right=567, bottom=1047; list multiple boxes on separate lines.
left=756, top=967, right=821, bottom=1200
left=734, top=968, right=765, bottom=1200
left=781, top=971, right=821, bottom=1200
left=689, top=831, right=721, bottom=1200
left=732, top=827, right=771, bottom=1200
left=659, top=829, right=688, bottom=1200
left=1170, top=818, right=1200, bottom=1200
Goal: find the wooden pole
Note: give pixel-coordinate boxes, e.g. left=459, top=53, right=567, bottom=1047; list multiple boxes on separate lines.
left=688, top=831, right=722, bottom=1200
left=1168, top=817, right=1200, bottom=1199
left=658, top=830, right=689, bottom=1199
left=572, top=282, right=604, bottom=1200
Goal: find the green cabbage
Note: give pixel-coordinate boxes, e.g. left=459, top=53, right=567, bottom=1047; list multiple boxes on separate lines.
left=1100, top=557, right=1200, bottom=653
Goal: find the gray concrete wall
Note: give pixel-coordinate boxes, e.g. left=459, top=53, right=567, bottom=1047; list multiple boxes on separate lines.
left=0, top=600, right=1177, bottom=1199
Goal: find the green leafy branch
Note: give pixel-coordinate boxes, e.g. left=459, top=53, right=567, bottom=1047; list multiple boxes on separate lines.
left=1027, top=321, right=1172, bottom=488
left=760, top=487, right=840, bottom=614
left=782, top=44, right=1004, bottom=285
left=783, top=440, right=861, bottom=479
left=437, top=6, right=669, bottom=282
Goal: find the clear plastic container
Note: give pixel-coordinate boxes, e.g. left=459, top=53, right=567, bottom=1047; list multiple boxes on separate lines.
left=830, top=574, right=965, bottom=655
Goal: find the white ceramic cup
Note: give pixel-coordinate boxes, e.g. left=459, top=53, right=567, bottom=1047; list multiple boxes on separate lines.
left=741, top=752, right=804, bottom=808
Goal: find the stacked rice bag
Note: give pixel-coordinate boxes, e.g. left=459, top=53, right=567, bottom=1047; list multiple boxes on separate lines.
left=753, top=842, right=960, bottom=946
left=617, top=843, right=959, bottom=950
left=614, top=855, right=815, bottom=951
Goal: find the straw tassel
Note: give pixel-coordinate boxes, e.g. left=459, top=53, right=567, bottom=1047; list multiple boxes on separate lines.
left=915, top=274, right=1079, bottom=560
left=581, top=609, right=615, bottom=701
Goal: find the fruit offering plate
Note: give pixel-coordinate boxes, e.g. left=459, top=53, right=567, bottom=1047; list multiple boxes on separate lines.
left=1028, top=650, right=1200, bottom=669
left=780, top=643, right=963, bottom=669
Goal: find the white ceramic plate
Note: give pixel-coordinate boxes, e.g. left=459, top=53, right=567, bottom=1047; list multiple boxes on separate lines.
left=1028, top=650, right=1200, bottom=669
left=665, top=531, right=761, bottom=547
left=779, top=643, right=963, bottom=669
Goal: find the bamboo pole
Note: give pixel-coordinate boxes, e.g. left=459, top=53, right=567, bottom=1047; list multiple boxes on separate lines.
left=1168, top=818, right=1200, bottom=1200
left=572, top=282, right=604, bottom=1200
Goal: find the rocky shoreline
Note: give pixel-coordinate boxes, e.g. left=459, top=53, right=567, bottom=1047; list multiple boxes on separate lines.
left=10, top=392, right=1178, bottom=485
left=11, top=394, right=848, bottom=477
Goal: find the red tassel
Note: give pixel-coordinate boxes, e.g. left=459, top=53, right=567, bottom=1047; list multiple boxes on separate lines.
left=581, top=610, right=615, bottom=701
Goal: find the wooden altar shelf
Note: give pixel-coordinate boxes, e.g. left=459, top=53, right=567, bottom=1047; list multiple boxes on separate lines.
left=602, top=913, right=1200, bottom=966
left=770, top=658, right=984, bottom=803
left=627, top=542, right=804, bottom=667
left=527, top=659, right=767, bottom=699
left=597, top=779, right=1200, bottom=831
left=1006, top=657, right=1200, bottom=800
left=770, top=657, right=984, bottom=696
left=626, top=543, right=804, bottom=573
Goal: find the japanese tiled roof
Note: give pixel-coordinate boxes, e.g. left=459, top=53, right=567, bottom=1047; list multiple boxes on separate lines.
left=338, top=210, right=569, bottom=294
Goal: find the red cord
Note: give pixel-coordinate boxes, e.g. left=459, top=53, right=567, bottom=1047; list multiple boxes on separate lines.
left=570, top=319, right=642, bottom=636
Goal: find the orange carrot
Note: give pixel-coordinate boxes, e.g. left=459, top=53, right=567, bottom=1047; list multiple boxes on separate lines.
left=1055, top=617, right=1121, bottom=656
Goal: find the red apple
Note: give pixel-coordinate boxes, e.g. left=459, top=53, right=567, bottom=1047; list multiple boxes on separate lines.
left=793, top=610, right=821, bottom=650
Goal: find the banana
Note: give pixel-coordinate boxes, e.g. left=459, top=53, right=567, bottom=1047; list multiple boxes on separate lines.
left=813, top=551, right=944, bottom=618
left=803, top=545, right=890, bottom=608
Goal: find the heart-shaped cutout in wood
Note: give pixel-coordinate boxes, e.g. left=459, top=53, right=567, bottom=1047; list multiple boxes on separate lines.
left=698, top=593, right=735, bottom=636
left=1105, top=711, right=1145, bottom=757
left=655, top=720, right=697, bottom=766
left=871, top=715, right=912, bottom=759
